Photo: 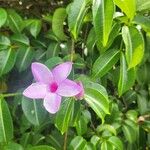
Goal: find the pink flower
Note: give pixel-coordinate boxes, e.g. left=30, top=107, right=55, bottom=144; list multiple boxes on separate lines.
left=75, top=82, right=84, bottom=100
left=23, top=62, right=82, bottom=114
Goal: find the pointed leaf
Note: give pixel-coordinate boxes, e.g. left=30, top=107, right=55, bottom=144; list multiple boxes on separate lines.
left=7, top=10, right=23, bottom=33
left=68, top=0, right=90, bottom=40
left=0, top=8, right=7, bottom=27
left=69, top=136, right=86, bottom=150
left=93, top=0, right=114, bottom=49
left=55, top=98, right=74, bottom=134
left=0, top=97, right=13, bottom=143
left=108, top=136, right=123, bottom=150
left=84, top=82, right=110, bottom=123
left=114, top=0, right=136, bottom=20
left=122, top=26, right=144, bottom=68
left=16, top=46, right=34, bottom=72
left=11, top=34, right=30, bottom=46
left=118, top=53, right=136, bottom=96
left=52, top=8, right=67, bottom=41
left=0, top=35, right=11, bottom=50
left=22, top=96, right=47, bottom=126
left=92, top=49, right=120, bottom=78
left=0, top=49, right=17, bottom=76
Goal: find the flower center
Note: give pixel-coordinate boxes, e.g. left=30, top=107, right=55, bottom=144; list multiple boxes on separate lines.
left=49, top=82, right=58, bottom=93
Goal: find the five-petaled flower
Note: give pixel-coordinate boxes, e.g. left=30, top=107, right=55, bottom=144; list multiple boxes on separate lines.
left=23, top=62, right=83, bottom=114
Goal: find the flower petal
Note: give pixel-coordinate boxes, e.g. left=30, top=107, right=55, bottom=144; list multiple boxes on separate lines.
left=75, top=82, right=84, bottom=100
left=23, top=83, right=47, bottom=99
left=43, top=93, right=61, bottom=114
left=32, top=62, right=53, bottom=84
left=57, top=79, right=82, bottom=97
left=52, top=62, right=72, bottom=83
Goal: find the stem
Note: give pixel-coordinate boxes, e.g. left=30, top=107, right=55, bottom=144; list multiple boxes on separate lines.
left=1, top=92, right=21, bottom=98
left=63, top=131, right=68, bottom=150
left=70, top=39, right=75, bottom=62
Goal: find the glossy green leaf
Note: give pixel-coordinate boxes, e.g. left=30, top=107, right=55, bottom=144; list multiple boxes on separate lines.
left=22, top=96, right=47, bottom=126
left=4, top=142, right=23, bottom=150
left=122, top=26, right=144, bottom=69
left=7, top=10, right=23, bottom=33
left=93, top=0, right=114, bottom=49
left=0, top=49, right=17, bottom=76
left=114, top=0, right=136, bottom=20
left=69, top=136, right=86, bottom=150
left=45, top=57, right=63, bottom=69
left=84, top=82, right=110, bottom=123
left=126, top=110, right=138, bottom=122
left=15, top=46, right=34, bottom=72
left=137, top=94, right=148, bottom=115
left=55, top=98, right=74, bottom=134
left=108, top=136, right=123, bottom=150
left=92, top=49, right=120, bottom=78
left=68, top=0, right=90, bottom=40
left=25, top=19, right=42, bottom=38
left=122, top=119, right=137, bottom=143
left=52, top=8, right=67, bottom=41
left=101, top=141, right=113, bottom=150
left=11, top=34, right=30, bottom=46
left=0, top=35, right=11, bottom=50
left=137, top=0, right=150, bottom=12
left=0, top=97, right=13, bottom=143
left=0, top=8, right=7, bottom=27
left=46, top=42, right=61, bottom=58
left=118, top=53, right=136, bottom=96
left=28, top=145, right=56, bottom=150
left=75, top=115, right=87, bottom=136
left=97, top=124, right=116, bottom=136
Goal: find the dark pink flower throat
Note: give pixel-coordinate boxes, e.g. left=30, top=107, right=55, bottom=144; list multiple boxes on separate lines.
left=49, top=82, right=58, bottom=93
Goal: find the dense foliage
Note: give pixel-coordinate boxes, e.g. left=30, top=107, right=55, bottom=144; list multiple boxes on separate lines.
left=0, top=0, right=150, bottom=149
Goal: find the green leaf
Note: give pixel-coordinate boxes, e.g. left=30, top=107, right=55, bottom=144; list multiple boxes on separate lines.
left=0, top=49, right=17, bottom=76
left=122, top=26, right=144, bottom=69
left=101, top=141, right=113, bottom=150
left=25, top=19, right=42, bottom=38
left=75, top=115, right=87, bottom=136
left=0, top=97, right=13, bottom=143
left=46, top=42, right=61, bottom=58
left=15, top=46, right=34, bottom=72
left=68, top=0, right=90, bottom=40
left=7, top=10, right=23, bottom=33
left=0, top=8, right=7, bottom=27
left=126, top=110, right=138, bottom=122
left=84, top=82, right=109, bottom=123
left=45, top=57, right=63, bottom=69
left=11, top=34, right=30, bottom=46
left=92, top=49, right=120, bottom=78
left=0, top=35, right=11, bottom=50
left=137, top=0, right=150, bottom=12
left=69, top=136, right=86, bottom=150
left=97, top=124, right=116, bottom=136
left=93, top=0, right=114, bottom=49
left=137, top=94, right=148, bottom=115
left=114, top=0, right=136, bottom=20
left=55, top=98, right=74, bottom=134
left=52, top=8, right=67, bottom=41
left=22, top=96, right=47, bottom=126
left=28, top=145, right=56, bottom=150
left=133, top=14, right=150, bottom=33
left=4, top=142, right=23, bottom=150
left=122, top=119, right=137, bottom=143
left=118, top=53, right=136, bottom=96
left=108, top=136, right=123, bottom=150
